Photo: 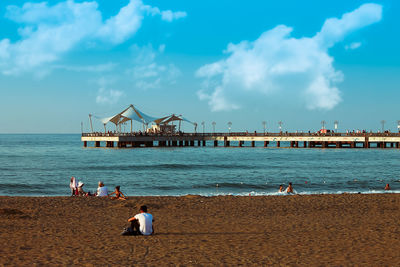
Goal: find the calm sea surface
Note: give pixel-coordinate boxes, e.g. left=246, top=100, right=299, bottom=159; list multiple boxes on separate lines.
left=0, top=134, right=399, bottom=196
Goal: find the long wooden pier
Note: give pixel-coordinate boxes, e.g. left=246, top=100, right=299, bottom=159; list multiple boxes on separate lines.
left=81, top=132, right=400, bottom=149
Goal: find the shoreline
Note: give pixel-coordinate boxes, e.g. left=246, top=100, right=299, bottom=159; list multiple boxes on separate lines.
left=1, top=194, right=400, bottom=265
left=2, top=189, right=399, bottom=197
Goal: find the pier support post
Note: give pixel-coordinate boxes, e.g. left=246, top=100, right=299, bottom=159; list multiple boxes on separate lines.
left=295, top=141, right=299, bottom=148
left=350, top=142, right=355, bottom=148
left=214, top=140, right=218, bottom=147
left=290, top=141, right=294, bottom=148
left=308, top=141, right=312, bottom=148
left=239, top=141, right=243, bottom=147
left=172, top=141, right=177, bottom=146
left=83, top=141, right=87, bottom=147
left=202, top=140, right=206, bottom=146
left=364, top=137, right=369, bottom=148
left=95, top=141, right=100, bottom=148
left=190, top=141, right=194, bottom=146
left=145, top=141, right=153, bottom=147
left=396, top=142, right=400, bottom=149
left=303, top=141, right=307, bottom=148
left=197, top=140, right=201, bottom=146
left=251, top=141, right=255, bottom=147
left=264, top=141, right=268, bottom=147
left=277, top=141, right=280, bottom=148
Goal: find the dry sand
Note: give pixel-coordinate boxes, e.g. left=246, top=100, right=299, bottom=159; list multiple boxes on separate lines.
left=1, top=194, right=400, bottom=266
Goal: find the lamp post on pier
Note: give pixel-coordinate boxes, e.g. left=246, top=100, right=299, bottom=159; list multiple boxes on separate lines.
left=381, top=120, right=386, bottom=133
left=321, top=120, right=326, bottom=130
left=212, top=121, right=216, bottom=134
left=194, top=122, right=198, bottom=134
left=278, top=121, right=283, bottom=133
left=262, top=121, right=266, bottom=135
left=201, top=121, right=205, bottom=135
left=228, top=121, right=232, bottom=134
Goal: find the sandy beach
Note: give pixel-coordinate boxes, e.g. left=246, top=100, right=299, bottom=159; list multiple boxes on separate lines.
left=1, top=194, right=400, bottom=266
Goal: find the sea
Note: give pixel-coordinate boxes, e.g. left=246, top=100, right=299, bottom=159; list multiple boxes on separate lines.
left=0, top=134, right=399, bottom=196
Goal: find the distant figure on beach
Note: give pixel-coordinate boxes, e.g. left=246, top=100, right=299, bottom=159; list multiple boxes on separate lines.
left=77, top=181, right=86, bottom=196
left=70, top=177, right=77, bottom=196
left=385, top=184, right=391, bottom=190
left=122, top=205, right=154, bottom=236
left=286, top=182, right=294, bottom=194
left=109, top=186, right=127, bottom=200
left=77, top=181, right=92, bottom=196
left=278, top=185, right=284, bottom=193
left=96, top=181, right=108, bottom=197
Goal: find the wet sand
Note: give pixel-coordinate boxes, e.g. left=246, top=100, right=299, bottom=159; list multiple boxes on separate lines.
left=1, top=194, right=400, bottom=266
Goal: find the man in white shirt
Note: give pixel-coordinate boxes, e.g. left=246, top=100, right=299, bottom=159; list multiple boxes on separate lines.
left=123, top=205, right=154, bottom=236
left=96, top=181, right=108, bottom=197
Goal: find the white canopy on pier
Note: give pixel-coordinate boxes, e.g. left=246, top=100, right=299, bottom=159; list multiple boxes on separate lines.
left=93, top=104, right=158, bottom=126
left=89, top=104, right=195, bottom=132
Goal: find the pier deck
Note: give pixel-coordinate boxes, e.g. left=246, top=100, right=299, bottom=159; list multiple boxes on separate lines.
left=81, top=132, right=400, bottom=149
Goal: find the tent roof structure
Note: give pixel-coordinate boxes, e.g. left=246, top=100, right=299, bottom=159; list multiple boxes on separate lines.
left=154, top=114, right=195, bottom=125
left=93, top=104, right=158, bottom=125
left=91, top=105, right=195, bottom=128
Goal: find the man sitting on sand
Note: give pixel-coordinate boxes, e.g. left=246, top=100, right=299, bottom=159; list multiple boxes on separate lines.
left=96, top=181, right=108, bottom=197
left=122, top=205, right=154, bottom=236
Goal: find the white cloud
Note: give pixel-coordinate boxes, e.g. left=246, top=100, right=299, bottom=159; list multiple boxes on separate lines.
left=128, top=44, right=181, bottom=90
left=345, top=42, right=362, bottom=50
left=96, top=87, right=124, bottom=104
left=55, top=62, right=117, bottom=72
left=160, top=10, right=187, bottom=22
left=196, top=3, right=382, bottom=111
left=141, top=5, right=187, bottom=22
left=0, top=0, right=186, bottom=75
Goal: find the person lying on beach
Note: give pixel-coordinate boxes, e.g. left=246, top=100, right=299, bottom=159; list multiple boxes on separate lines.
left=385, top=184, right=391, bottom=190
left=96, top=181, right=108, bottom=197
left=286, top=182, right=294, bottom=194
left=109, top=186, right=127, bottom=200
left=278, top=185, right=284, bottom=193
left=122, top=205, right=154, bottom=236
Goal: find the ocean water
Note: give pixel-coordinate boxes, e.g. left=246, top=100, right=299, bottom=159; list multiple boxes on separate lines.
left=0, top=134, right=399, bottom=196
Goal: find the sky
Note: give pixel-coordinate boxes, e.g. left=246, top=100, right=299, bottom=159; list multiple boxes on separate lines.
left=0, top=0, right=399, bottom=133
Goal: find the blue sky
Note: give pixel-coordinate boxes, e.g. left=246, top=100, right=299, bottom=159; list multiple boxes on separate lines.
left=0, top=0, right=399, bottom=133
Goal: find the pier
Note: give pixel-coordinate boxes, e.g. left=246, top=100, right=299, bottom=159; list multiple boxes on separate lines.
left=81, top=132, right=400, bottom=149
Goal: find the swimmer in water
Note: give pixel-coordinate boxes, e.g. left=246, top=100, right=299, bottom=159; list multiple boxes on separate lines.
left=286, top=182, right=294, bottom=194
left=278, top=184, right=284, bottom=192
left=384, top=184, right=391, bottom=190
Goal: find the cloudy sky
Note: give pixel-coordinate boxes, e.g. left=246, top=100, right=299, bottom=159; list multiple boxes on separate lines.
left=0, top=0, right=399, bottom=133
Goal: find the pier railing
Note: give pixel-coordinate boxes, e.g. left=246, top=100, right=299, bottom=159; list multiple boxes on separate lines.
left=82, top=132, right=400, bottom=137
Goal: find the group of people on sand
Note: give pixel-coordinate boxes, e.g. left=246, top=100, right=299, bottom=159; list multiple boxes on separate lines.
left=69, top=177, right=127, bottom=200
left=69, top=176, right=154, bottom=236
